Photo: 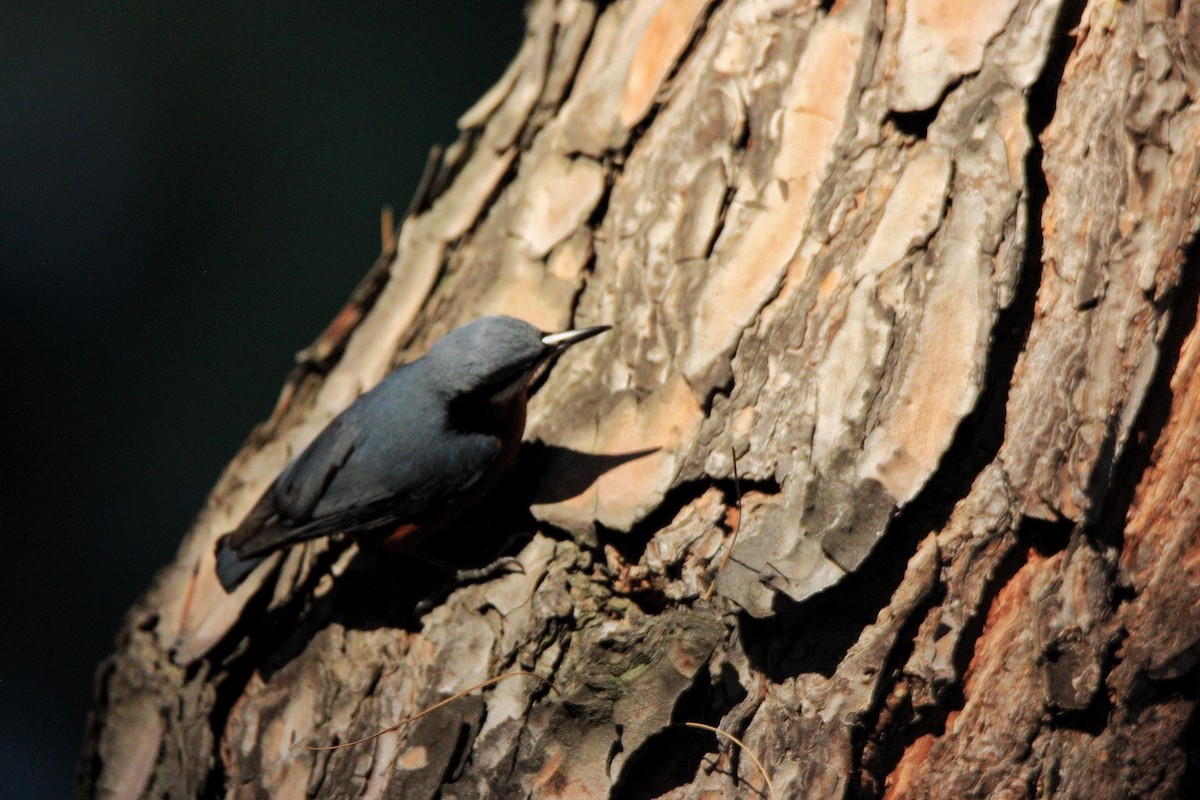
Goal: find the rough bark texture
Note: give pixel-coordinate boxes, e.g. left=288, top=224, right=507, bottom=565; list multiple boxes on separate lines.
left=81, top=1, right=1200, bottom=798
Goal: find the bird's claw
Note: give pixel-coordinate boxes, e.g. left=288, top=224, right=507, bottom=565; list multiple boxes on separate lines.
left=414, top=596, right=435, bottom=616
left=415, top=557, right=526, bottom=617
left=453, top=556, right=525, bottom=583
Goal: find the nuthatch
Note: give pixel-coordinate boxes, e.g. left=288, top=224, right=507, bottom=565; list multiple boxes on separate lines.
left=215, top=315, right=609, bottom=591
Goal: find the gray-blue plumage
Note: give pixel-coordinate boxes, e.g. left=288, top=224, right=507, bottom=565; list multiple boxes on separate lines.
left=214, top=315, right=608, bottom=591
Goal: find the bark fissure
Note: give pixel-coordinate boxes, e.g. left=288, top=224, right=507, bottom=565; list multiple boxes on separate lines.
left=1085, top=255, right=1200, bottom=553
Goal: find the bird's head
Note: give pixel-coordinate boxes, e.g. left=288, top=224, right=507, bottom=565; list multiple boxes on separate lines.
left=426, top=315, right=610, bottom=402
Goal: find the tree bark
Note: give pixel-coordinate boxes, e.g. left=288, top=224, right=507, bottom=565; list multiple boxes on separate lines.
left=80, top=1, right=1200, bottom=798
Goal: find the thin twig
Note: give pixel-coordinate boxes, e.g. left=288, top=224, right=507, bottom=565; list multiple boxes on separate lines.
left=380, top=205, right=396, bottom=258
left=704, top=446, right=744, bottom=600
left=296, top=671, right=554, bottom=752
left=684, top=721, right=775, bottom=800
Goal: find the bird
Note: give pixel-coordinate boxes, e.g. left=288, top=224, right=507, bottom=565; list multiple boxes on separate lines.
left=214, top=315, right=609, bottom=592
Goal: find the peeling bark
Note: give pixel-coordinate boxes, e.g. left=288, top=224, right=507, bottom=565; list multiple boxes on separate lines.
left=81, top=1, right=1200, bottom=799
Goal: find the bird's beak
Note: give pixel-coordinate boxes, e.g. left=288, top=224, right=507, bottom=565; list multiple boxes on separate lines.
left=541, top=324, right=611, bottom=353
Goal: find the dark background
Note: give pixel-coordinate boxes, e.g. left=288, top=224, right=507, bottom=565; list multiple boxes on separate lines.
left=0, top=3, right=525, bottom=796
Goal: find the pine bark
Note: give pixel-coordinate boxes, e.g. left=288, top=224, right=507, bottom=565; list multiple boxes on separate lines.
left=80, top=1, right=1200, bottom=798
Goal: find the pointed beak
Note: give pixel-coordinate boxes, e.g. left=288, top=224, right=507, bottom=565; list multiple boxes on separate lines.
left=540, top=324, right=611, bottom=353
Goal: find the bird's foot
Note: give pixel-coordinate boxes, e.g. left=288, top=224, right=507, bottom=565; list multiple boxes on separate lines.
left=414, top=557, right=526, bottom=616
left=453, top=556, right=525, bottom=583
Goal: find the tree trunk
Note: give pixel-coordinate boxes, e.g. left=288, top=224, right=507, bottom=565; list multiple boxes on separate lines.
left=80, top=0, right=1200, bottom=798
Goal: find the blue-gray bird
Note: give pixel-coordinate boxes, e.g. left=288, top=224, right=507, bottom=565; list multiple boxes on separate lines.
left=214, top=315, right=609, bottom=592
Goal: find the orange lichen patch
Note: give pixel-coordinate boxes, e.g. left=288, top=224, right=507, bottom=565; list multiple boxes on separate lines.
left=396, top=745, right=429, bottom=770
left=530, top=736, right=611, bottom=799
left=883, top=732, right=935, bottom=800
left=619, top=0, right=711, bottom=127
left=683, top=0, right=869, bottom=383
left=886, top=550, right=1049, bottom=799
left=818, top=264, right=844, bottom=299
left=724, top=503, right=741, bottom=534
left=1118, top=294, right=1200, bottom=674
left=1122, top=296, right=1200, bottom=579
left=963, top=549, right=1046, bottom=693
left=891, top=0, right=1020, bottom=111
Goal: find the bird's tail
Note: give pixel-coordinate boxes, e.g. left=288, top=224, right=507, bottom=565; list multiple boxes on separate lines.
left=215, top=536, right=266, bottom=592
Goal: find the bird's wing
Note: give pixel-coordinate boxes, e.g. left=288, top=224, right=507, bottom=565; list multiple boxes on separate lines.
left=303, top=429, right=502, bottom=535
left=274, top=414, right=360, bottom=520
left=223, top=427, right=501, bottom=559
left=221, top=413, right=360, bottom=557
